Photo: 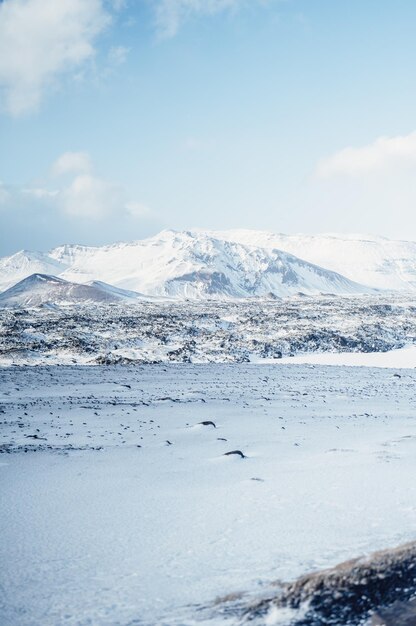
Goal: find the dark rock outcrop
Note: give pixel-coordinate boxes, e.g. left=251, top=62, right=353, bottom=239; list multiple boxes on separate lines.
left=246, top=541, right=416, bottom=625
left=372, top=597, right=416, bottom=625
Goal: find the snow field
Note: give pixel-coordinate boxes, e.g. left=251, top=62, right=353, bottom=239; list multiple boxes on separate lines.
left=1, top=364, right=416, bottom=625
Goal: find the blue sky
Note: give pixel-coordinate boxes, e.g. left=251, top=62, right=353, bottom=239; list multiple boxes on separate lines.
left=1, top=0, right=416, bottom=254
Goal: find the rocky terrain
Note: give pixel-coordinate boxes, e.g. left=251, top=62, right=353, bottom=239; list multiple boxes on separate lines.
left=0, top=293, right=415, bottom=365
left=244, top=541, right=416, bottom=625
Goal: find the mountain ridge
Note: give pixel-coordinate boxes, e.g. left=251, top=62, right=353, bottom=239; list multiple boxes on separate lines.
left=208, top=229, right=416, bottom=290
left=0, top=230, right=371, bottom=301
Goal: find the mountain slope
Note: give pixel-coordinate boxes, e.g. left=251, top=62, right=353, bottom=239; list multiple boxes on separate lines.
left=0, top=250, right=66, bottom=293
left=1, top=230, right=369, bottom=299
left=0, top=274, right=139, bottom=308
left=210, top=230, right=416, bottom=291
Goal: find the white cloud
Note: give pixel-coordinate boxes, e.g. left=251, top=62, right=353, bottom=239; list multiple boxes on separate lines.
left=315, top=131, right=416, bottom=178
left=125, top=201, right=151, bottom=218
left=109, top=0, right=127, bottom=10
left=0, top=183, right=10, bottom=205
left=60, top=173, right=125, bottom=219
left=22, top=187, right=59, bottom=199
left=1, top=153, right=151, bottom=222
left=52, top=151, right=92, bottom=177
left=107, top=45, right=129, bottom=67
left=155, top=0, right=247, bottom=38
left=52, top=152, right=147, bottom=219
left=51, top=152, right=137, bottom=220
left=52, top=153, right=152, bottom=221
left=0, top=0, right=110, bottom=116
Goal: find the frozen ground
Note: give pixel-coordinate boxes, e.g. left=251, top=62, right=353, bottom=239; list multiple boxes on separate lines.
left=278, top=345, right=416, bottom=368
left=1, top=364, right=416, bottom=625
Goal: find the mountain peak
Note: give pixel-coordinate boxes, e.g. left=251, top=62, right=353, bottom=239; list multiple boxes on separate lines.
left=0, top=273, right=140, bottom=308
left=0, top=229, right=375, bottom=301
left=2, top=229, right=416, bottom=300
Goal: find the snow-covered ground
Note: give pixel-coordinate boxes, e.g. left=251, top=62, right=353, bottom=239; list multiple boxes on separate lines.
left=278, top=344, right=416, bottom=368
left=1, top=364, right=416, bottom=625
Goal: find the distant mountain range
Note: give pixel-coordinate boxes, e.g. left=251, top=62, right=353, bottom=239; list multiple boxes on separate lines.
left=0, top=230, right=371, bottom=306
left=0, top=228, right=415, bottom=305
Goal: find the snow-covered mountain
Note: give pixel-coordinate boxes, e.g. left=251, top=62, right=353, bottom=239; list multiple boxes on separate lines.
left=209, top=230, right=416, bottom=291
left=0, top=230, right=368, bottom=300
left=0, top=274, right=139, bottom=307
left=0, top=250, right=67, bottom=289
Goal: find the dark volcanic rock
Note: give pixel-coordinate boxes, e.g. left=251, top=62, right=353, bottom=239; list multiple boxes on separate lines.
left=371, top=597, right=416, bottom=625
left=223, top=450, right=246, bottom=458
left=246, top=542, right=416, bottom=625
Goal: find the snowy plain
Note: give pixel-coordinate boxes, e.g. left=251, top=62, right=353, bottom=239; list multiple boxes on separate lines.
left=1, top=363, right=416, bottom=625
left=277, top=344, right=416, bottom=368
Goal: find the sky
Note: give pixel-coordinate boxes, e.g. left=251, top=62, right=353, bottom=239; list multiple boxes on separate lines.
left=2, top=0, right=416, bottom=254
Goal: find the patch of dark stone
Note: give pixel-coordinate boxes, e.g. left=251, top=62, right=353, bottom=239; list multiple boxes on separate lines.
left=223, top=450, right=246, bottom=459
left=243, top=541, right=416, bottom=625
left=0, top=443, right=103, bottom=454
left=371, top=597, right=416, bottom=625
